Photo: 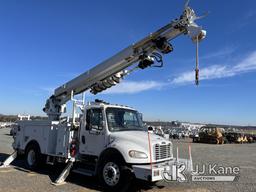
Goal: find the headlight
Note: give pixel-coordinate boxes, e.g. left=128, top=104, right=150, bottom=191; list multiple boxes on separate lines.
left=129, top=150, right=148, bottom=159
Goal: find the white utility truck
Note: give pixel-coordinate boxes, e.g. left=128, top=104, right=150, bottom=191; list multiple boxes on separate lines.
left=1, top=2, right=206, bottom=191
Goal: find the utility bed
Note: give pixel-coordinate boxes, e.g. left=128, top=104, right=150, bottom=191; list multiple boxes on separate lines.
left=13, top=120, right=75, bottom=159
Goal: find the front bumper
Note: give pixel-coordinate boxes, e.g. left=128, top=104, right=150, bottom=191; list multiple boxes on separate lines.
left=132, top=158, right=192, bottom=182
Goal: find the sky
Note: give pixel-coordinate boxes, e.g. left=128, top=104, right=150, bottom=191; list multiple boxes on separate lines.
left=0, top=0, right=256, bottom=126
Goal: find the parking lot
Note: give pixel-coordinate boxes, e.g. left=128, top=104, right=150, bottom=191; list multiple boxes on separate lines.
left=0, top=127, right=255, bottom=192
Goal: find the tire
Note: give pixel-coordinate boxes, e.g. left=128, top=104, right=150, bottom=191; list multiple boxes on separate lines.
left=25, top=144, right=42, bottom=170
left=98, top=155, right=132, bottom=192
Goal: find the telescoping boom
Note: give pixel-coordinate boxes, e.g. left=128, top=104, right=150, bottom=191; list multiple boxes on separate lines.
left=43, top=2, right=207, bottom=120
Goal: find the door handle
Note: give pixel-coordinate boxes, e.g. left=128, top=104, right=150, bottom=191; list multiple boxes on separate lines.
left=82, top=135, right=85, bottom=144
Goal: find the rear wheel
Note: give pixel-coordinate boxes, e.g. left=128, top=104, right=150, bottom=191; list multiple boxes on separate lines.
left=25, top=144, right=42, bottom=170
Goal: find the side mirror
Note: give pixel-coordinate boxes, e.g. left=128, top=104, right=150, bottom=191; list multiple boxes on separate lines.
left=138, top=113, right=143, bottom=121
left=61, top=105, right=67, bottom=113
left=148, top=126, right=153, bottom=132
left=98, top=120, right=104, bottom=130
left=86, top=115, right=91, bottom=130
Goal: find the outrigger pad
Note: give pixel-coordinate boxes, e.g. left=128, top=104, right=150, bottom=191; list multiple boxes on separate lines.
left=51, top=161, right=73, bottom=186
left=0, top=151, right=17, bottom=168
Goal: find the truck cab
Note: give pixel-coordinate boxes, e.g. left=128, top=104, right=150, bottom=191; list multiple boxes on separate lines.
left=79, top=100, right=173, bottom=163
left=79, top=100, right=145, bottom=156
left=77, top=100, right=174, bottom=188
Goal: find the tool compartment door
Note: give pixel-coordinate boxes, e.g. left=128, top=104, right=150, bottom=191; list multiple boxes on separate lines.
left=55, top=124, right=73, bottom=158
left=14, top=120, right=59, bottom=154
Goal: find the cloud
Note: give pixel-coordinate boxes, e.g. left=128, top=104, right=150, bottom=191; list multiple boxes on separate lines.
left=171, top=51, right=256, bottom=85
left=199, top=47, right=236, bottom=60
left=38, top=81, right=166, bottom=96
left=102, top=80, right=165, bottom=94
left=177, top=46, right=236, bottom=64
left=243, top=9, right=256, bottom=20
left=230, top=9, right=256, bottom=31
left=233, top=51, right=256, bottom=72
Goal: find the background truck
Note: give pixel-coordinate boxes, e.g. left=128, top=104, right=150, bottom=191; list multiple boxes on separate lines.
left=1, top=1, right=206, bottom=191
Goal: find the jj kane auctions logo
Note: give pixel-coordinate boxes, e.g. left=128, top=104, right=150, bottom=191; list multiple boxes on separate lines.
left=162, top=163, right=240, bottom=182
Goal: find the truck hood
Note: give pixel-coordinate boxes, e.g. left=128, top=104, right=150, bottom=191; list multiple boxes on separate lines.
left=108, top=131, right=172, bottom=164
left=109, top=131, right=170, bottom=149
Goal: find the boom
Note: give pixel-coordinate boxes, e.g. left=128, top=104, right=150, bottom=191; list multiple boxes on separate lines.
left=43, top=2, right=207, bottom=120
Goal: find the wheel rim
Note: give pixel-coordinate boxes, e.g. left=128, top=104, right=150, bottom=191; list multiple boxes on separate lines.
left=103, top=162, right=120, bottom=186
left=27, top=149, right=36, bottom=166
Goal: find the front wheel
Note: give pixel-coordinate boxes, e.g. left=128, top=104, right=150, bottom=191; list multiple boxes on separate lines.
left=98, top=157, right=132, bottom=191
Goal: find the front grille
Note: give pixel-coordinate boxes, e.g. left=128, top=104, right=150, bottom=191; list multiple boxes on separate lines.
left=154, top=143, right=171, bottom=161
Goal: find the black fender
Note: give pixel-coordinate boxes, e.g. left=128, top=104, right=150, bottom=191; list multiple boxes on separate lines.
left=96, top=147, right=126, bottom=175
left=25, top=140, right=41, bottom=154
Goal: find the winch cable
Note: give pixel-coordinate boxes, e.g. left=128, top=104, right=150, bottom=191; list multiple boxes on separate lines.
left=195, top=35, right=199, bottom=86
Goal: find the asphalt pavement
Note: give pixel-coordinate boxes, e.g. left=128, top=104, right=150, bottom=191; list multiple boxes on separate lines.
left=0, top=127, right=255, bottom=192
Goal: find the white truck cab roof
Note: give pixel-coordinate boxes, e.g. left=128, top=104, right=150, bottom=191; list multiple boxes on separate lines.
left=87, top=100, right=135, bottom=111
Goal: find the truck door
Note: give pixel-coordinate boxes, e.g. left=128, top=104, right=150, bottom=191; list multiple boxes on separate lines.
left=79, top=108, right=106, bottom=156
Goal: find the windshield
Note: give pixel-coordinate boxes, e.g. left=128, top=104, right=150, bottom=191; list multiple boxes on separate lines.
left=106, top=107, right=144, bottom=132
